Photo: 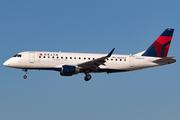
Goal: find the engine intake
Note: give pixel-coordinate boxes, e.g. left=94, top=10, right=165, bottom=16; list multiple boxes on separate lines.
left=60, top=65, right=79, bottom=76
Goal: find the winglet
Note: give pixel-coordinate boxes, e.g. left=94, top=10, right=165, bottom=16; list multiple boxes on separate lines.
left=107, top=48, right=115, bottom=57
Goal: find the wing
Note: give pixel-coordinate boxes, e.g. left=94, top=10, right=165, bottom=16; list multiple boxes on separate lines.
left=78, top=48, right=115, bottom=70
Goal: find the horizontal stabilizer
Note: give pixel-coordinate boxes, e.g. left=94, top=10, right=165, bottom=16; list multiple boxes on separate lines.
left=152, top=56, right=176, bottom=64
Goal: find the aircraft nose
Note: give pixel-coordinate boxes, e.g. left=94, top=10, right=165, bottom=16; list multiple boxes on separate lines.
left=3, top=60, right=10, bottom=67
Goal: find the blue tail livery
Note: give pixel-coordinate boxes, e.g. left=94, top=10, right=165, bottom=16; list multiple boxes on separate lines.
left=142, top=29, right=174, bottom=58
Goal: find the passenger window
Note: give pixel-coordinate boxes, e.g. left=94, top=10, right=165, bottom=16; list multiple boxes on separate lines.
left=79, top=57, right=81, bottom=59
left=39, top=56, right=41, bottom=58
left=48, top=56, right=50, bottom=58
left=111, top=59, right=113, bottom=61
left=66, top=57, right=67, bottom=59
left=84, top=58, right=86, bottom=60
left=74, top=57, right=76, bottom=59
left=70, top=57, right=72, bottom=59
left=120, top=59, right=122, bottom=61
left=52, top=56, right=54, bottom=58
left=115, top=59, right=117, bottom=61
left=57, top=57, right=59, bottom=59
left=61, top=57, right=63, bottom=59
left=88, top=58, right=90, bottom=60
left=44, top=56, right=45, bottom=58
left=93, top=58, right=95, bottom=60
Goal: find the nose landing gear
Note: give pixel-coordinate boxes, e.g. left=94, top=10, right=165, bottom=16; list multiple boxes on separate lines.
left=84, top=73, right=92, bottom=81
left=22, top=69, right=28, bottom=79
left=23, top=74, right=27, bottom=79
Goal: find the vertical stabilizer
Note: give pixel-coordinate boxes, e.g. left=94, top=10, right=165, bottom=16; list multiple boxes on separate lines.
left=142, top=29, right=174, bottom=58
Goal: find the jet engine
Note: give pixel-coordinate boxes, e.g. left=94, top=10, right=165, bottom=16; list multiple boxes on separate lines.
left=60, top=65, right=80, bottom=76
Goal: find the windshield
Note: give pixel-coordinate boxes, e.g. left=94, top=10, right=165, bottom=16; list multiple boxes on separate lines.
left=13, top=54, right=22, bottom=57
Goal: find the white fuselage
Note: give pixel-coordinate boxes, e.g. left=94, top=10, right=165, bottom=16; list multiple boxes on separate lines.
left=4, top=51, right=160, bottom=72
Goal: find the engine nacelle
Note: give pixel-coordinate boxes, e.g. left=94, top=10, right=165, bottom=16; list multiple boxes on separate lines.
left=60, top=65, right=79, bottom=76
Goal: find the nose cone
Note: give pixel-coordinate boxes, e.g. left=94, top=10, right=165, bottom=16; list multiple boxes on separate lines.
left=3, top=60, right=10, bottom=67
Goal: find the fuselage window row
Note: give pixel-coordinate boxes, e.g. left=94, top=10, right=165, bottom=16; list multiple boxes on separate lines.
left=39, top=56, right=124, bottom=61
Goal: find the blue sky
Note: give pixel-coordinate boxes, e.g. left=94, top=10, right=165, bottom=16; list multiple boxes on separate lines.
left=0, top=0, right=180, bottom=120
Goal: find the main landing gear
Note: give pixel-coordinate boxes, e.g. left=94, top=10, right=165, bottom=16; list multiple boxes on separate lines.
left=84, top=73, right=92, bottom=81
left=22, top=69, right=28, bottom=79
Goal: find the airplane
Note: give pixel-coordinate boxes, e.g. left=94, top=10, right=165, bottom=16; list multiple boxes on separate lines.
left=3, top=28, right=176, bottom=81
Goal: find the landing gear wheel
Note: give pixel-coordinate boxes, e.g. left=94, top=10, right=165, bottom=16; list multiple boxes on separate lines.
left=23, top=75, right=27, bottom=79
left=22, top=69, right=28, bottom=79
left=84, top=75, right=91, bottom=81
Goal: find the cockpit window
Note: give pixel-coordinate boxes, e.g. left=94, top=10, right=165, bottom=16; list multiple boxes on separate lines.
left=13, top=54, right=17, bottom=57
left=13, top=54, right=22, bottom=57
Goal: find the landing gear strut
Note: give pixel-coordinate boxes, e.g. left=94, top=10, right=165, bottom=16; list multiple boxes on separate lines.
left=84, top=73, right=92, bottom=81
left=22, top=69, right=28, bottom=79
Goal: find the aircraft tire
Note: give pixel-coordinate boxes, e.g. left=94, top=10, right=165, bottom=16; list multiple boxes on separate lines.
left=23, top=75, right=27, bottom=79
left=84, top=75, right=91, bottom=81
